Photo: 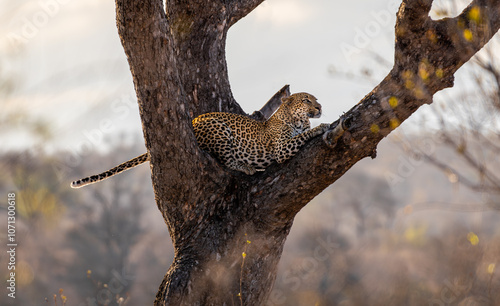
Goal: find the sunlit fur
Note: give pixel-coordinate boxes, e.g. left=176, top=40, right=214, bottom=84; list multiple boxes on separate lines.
left=192, top=92, right=330, bottom=175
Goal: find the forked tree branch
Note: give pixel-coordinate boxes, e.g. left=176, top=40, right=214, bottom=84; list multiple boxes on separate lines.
left=113, top=0, right=500, bottom=303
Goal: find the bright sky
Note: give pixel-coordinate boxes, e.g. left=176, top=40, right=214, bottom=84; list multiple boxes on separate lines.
left=0, top=0, right=497, bottom=156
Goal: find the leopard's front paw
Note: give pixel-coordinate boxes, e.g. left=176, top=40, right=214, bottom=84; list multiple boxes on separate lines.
left=244, top=165, right=257, bottom=175
left=322, top=118, right=345, bottom=148
left=318, top=123, right=331, bottom=133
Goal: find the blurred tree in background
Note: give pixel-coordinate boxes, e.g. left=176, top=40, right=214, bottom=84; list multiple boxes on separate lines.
left=0, top=147, right=173, bottom=305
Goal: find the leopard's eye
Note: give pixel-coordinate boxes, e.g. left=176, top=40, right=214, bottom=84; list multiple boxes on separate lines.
left=303, top=98, right=311, bottom=104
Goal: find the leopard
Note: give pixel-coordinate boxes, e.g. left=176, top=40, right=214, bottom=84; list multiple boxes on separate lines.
left=71, top=92, right=343, bottom=188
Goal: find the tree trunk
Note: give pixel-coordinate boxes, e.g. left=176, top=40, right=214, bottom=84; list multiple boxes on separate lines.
left=114, top=0, right=500, bottom=304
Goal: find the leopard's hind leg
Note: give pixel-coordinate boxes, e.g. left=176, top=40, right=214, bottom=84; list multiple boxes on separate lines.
left=224, top=155, right=257, bottom=175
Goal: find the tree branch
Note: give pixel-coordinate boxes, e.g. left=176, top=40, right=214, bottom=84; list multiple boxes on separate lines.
left=227, top=0, right=265, bottom=27
left=251, top=0, right=500, bottom=221
left=250, top=85, right=290, bottom=121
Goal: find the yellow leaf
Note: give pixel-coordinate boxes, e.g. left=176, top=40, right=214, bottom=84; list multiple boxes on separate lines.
left=418, top=66, right=429, bottom=81
left=404, top=224, right=427, bottom=245
left=467, top=232, right=479, bottom=245
left=488, top=263, right=495, bottom=274
left=402, top=70, right=413, bottom=79
left=463, top=29, right=473, bottom=41
left=242, top=252, right=246, bottom=258
left=405, top=80, right=415, bottom=90
left=468, top=7, right=481, bottom=23
left=389, top=118, right=400, bottom=130
left=435, top=68, right=444, bottom=78
left=389, top=96, right=398, bottom=108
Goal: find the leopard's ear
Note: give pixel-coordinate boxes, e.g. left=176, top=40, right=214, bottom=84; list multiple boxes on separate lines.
left=281, top=95, right=293, bottom=104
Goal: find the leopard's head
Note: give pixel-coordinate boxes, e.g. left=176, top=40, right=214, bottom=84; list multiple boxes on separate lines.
left=282, top=92, right=322, bottom=119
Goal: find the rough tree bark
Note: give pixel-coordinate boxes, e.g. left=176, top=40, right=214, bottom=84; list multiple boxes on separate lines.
left=114, top=0, right=500, bottom=304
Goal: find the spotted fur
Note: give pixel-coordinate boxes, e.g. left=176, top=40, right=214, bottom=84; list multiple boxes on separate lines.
left=192, top=92, right=331, bottom=175
left=71, top=92, right=332, bottom=188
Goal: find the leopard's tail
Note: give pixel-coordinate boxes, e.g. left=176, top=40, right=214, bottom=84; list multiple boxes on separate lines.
left=70, top=153, right=150, bottom=188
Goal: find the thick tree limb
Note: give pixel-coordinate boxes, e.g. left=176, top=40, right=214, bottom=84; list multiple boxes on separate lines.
left=164, top=0, right=250, bottom=118
left=249, top=0, right=500, bottom=221
left=115, top=0, right=229, bottom=255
